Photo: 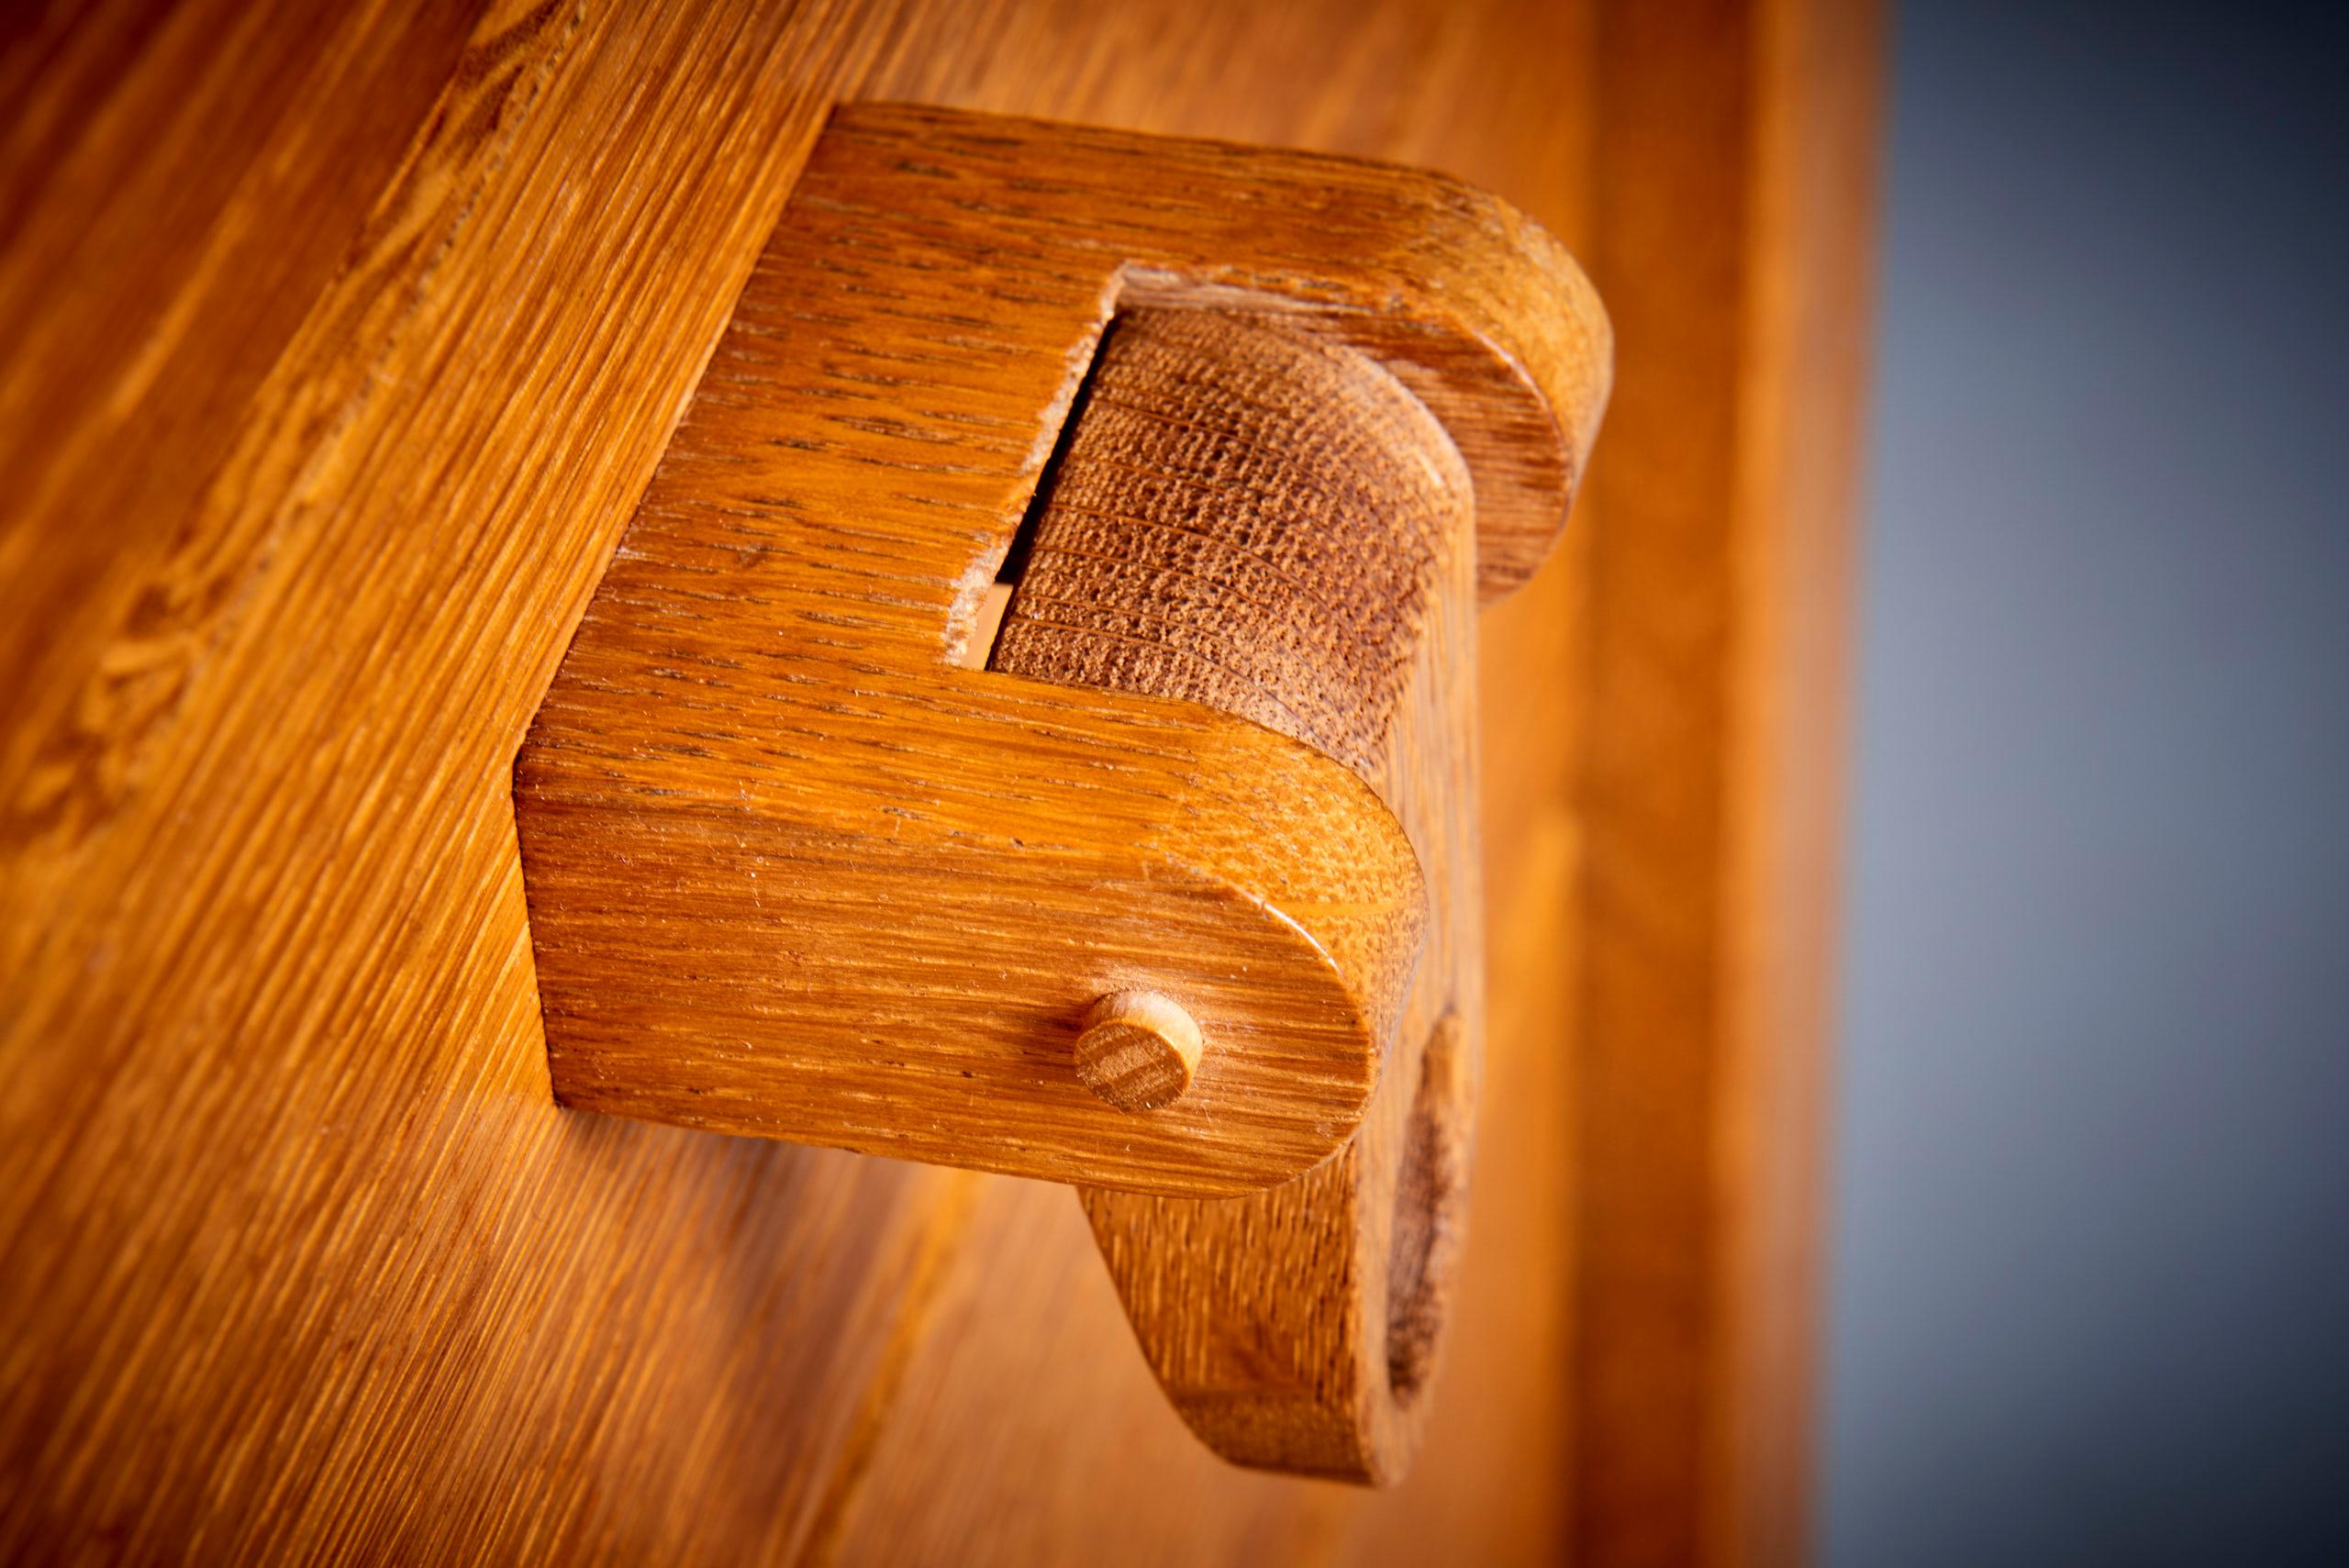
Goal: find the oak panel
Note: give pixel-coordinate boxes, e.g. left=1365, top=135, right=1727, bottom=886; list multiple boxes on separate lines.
left=3, top=1, right=932, bottom=1559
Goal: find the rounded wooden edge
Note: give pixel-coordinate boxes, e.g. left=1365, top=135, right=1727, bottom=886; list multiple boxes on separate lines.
left=521, top=662, right=1424, bottom=1195
left=1079, top=1006, right=1480, bottom=1485
left=833, top=101, right=1615, bottom=601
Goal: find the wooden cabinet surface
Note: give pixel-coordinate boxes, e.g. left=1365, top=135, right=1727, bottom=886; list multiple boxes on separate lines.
left=0, top=1, right=1877, bottom=1561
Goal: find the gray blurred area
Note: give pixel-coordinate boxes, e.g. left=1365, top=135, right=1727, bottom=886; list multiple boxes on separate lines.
left=1821, top=1, right=2349, bottom=1563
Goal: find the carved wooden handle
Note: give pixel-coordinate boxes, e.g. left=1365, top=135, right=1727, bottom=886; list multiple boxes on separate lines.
left=994, top=308, right=1482, bottom=1482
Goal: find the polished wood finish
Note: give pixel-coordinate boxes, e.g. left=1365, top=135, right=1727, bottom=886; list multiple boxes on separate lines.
left=514, top=107, right=1605, bottom=1199
left=1, top=1, right=1876, bottom=1561
left=2, top=3, right=929, bottom=1559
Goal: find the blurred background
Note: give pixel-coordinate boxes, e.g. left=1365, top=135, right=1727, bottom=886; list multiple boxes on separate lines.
left=1824, top=1, right=2349, bottom=1562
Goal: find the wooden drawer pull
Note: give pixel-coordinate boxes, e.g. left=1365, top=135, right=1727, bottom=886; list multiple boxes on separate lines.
left=511, top=105, right=1610, bottom=1485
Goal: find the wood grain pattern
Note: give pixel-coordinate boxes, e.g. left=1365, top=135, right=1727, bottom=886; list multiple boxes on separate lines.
left=1073, top=990, right=1206, bottom=1112
left=1571, top=1, right=1883, bottom=1560
left=0, top=0, right=482, bottom=813
left=990, top=304, right=1488, bottom=1480
left=1, top=2, right=940, bottom=1559
left=513, top=107, right=1608, bottom=1198
left=0, top=1, right=1876, bottom=1560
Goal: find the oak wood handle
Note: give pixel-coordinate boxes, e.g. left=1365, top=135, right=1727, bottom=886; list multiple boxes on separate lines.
left=995, top=307, right=1483, bottom=1484
left=511, top=105, right=1610, bottom=1488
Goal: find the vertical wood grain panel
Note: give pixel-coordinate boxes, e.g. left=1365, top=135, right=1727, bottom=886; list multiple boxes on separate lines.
left=1578, top=4, right=1753, bottom=1554
left=1576, top=0, right=1879, bottom=1562
left=1713, top=2, right=1882, bottom=1561
left=2, top=1, right=947, bottom=1559
left=0, top=0, right=484, bottom=824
